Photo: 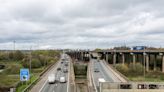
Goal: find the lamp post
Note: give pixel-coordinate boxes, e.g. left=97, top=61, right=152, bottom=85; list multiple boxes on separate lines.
left=143, top=51, right=146, bottom=80
left=13, top=41, right=16, bottom=52
left=30, top=46, right=32, bottom=75
left=29, top=46, right=32, bottom=83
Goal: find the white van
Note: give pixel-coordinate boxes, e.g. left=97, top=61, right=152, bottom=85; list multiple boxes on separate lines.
left=60, top=77, right=66, bottom=83
left=48, top=74, right=55, bottom=84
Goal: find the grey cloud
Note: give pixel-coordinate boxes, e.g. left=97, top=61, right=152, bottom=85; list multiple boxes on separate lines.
left=0, top=0, right=164, bottom=49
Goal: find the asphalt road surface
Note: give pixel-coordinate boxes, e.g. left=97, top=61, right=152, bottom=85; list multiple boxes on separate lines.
left=91, top=59, right=121, bottom=91
left=40, top=54, right=70, bottom=92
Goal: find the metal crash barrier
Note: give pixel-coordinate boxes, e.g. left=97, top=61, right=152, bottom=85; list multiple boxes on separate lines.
left=100, top=82, right=164, bottom=92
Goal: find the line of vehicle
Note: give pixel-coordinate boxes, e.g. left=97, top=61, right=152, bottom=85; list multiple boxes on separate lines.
left=39, top=60, right=61, bottom=92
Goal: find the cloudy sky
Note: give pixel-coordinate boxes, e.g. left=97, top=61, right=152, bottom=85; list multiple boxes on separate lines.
left=0, top=0, right=164, bottom=50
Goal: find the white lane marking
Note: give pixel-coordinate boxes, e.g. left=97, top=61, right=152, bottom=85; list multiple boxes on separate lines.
left=66, top=59, right=70, bottom=92
left=100, top=61, right=120, bottom=82
left=39, top=80, right=48, bottom=92
left=39, top=58, right=61, bottom=92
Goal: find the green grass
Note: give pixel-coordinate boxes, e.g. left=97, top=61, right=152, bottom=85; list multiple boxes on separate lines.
left=31, top=66, right=46, bottom=74
left=0, top=75, right=19, bottom=87
left=16, top=75, right=38, bottom=92
left=127, top=72, right=164, bottom=82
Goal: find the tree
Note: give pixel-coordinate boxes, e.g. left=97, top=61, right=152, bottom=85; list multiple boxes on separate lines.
left=31, top=59, right=42, bottom=68
left=13, top=50, right=24, bottom=61
left=8, top=52, right=14, bottom=60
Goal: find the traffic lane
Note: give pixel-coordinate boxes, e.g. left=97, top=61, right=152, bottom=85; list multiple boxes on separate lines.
left=51, top=61, right=69, bottom=92
left=91, top=59, right=116, bottom=88
left=99, top=61, right=121, bottom=82
left=98, top=61, right=114, bottom=82
left=53, top=63, right=69, bottom=92
left=92, top=61, right=109, bottom=87
left=45, top=69, right=68, bottom=92
left=41, top=56, right=70, bottom=92
left=40, top=61, right=62, bottom=92
left=40, top=62, right=64, bottom=92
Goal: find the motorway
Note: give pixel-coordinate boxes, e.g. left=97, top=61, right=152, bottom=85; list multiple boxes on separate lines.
left=40, top=54, right=70, bottom=92
left=91, top=59, right=122, bottom=91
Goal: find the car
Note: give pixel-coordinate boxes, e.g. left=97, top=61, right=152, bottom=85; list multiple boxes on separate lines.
left=63, top=68, right=68, bottom=73
left=48, top=74, right=56, bottom=84
left=60, top=77, right=66, bottom=83
left=65, top=63, right=68, bottom=66
left=57, top=67, right=61, bottom=71
left=94, top=68, right=99, bottom=72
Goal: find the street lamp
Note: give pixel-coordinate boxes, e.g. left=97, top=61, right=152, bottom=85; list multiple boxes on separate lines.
left=143, top=52, right=146, bottom=80
left=29, top=46, right=32, bottom=83
left=30, top=46, right=32, bottom=74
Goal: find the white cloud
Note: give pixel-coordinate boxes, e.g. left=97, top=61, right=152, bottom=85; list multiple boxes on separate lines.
left=0, top=0, right=164, bottom=49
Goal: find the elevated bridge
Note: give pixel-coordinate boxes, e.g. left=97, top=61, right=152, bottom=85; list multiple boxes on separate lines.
left=67, top=49, right=164, bottom=73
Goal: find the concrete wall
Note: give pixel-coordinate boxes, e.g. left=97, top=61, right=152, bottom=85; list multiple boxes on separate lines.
left=101, top=82, right=164, bottom=92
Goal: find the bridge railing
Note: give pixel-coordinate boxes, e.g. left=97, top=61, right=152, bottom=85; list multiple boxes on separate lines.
left=100, top=82, right=164, bottom=92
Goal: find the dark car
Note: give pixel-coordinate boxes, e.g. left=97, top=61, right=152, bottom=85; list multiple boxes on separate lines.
left=65, top=63, right=68, bottom=66
left=63, top=68, right=68, bottom=73
left=94, top=68, right=99, bottom=72
left=57, top=67, right=61, bottom=71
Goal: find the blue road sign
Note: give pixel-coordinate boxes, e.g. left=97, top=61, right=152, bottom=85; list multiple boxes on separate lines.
left=20, top=69, right=30, bottom=81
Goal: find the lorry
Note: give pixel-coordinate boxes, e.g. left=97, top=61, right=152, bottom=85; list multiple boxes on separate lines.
left=131, top=46, right=146, bottom=50
left=48, top=74, right=56, bottom=84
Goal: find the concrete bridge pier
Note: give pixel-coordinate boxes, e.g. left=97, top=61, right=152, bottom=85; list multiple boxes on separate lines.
left=120, top=53, right=125, bottom=65
left=146, top=54, right=149, bottom=72
left=106, top=52, right=108, bottom=63
left=113, top=53, right=116, bottom=67
left=154, top=55, right=157, bottom=71
left=81, top=52, right=83, bottom=61
left=159, top=53, right=164, bottom=73
left=130, top=53, right=136, bottom=65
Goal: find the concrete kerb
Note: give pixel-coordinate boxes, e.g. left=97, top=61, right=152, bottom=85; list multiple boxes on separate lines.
left=91, top=60, right=98, bottom=92
left=102, top=60, right=129, bottom=82
left=70, top=58, right=76, bottom=92
left=87, top=61, right=94, bottom=92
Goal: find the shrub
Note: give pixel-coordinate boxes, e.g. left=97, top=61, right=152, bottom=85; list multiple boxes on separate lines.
left=4, top=64, right=22, bottom=74
left=31, top=59, right=42, bottom=68
left=115, top=64, right=129, bottom=75
left=129, top=63, right=144, bottom=76
left=13, top=50, right=24, bottom=61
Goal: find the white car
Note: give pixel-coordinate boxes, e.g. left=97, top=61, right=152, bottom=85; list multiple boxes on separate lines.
left=63, top=68, right=68, bottom=73
left=48, top=74, right=55, bottom=84
left=60, top=77, right=66, bottom=83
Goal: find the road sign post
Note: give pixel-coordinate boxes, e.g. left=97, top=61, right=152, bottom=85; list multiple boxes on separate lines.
left=20, top=69, right=30, bottom=82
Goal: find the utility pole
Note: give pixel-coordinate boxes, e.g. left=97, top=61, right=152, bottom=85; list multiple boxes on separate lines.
left=143, top=48, right=146, bottom=80
left=13, top=40, right=16, bottom=52
left=30, top=46, right=32, bottom=74
left=29, top=46, right=32, bottom=83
